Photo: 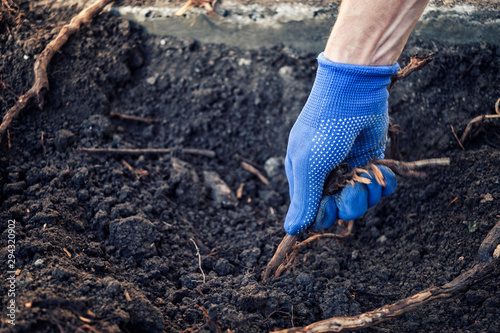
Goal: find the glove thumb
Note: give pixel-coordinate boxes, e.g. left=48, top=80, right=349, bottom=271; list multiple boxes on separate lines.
left=284, top=159, right=324, bottom=235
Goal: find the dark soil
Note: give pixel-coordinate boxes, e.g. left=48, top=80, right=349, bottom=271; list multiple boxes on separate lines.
left=1, top=2, right=499, bottom=333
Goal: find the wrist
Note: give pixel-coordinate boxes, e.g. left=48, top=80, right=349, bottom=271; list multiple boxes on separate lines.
left=324, top=0, right=430, bottom=66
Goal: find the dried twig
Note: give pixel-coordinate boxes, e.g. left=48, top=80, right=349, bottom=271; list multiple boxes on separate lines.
left=263, top=234, right=298, bottom=281
left=389, top=53, right=434, bottom=90
left=77, top=147, right=216, bottom=158
left=195, top=304, right=223, bottom=333
left=375, top=158, right=450, bottom=178
left=75, top=324, right=102, bottom=333
left=110, top=111, right=161, bottom=124
left=450, top=125, right=465, bottom=150
left=190, top=238, right=206, bottom=284
left=271, top=220, right=500, bottom=333
left=241, top=161, right=269, bottom=185
left=124, top=290, right=132, bottom=302
left=0, top=0, right=114, bottom=144
left=459, top=98, right=500, bottom=145
left=122, top=159, right=149, bottom=179
left=41, top=131, right=47, bottom=157
left=62, top=248, right=72, bottom=258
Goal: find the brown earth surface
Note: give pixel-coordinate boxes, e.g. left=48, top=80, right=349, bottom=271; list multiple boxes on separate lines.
left=1, top=1, right=499, bottom=333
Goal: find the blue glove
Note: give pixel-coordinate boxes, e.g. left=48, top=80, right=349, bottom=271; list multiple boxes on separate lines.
left=311, top=165, right=397, bottom=230
left=284, top=53, right=399, bottom=235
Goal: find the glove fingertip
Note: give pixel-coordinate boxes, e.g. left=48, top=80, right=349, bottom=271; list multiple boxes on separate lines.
left=284, top=203, right=316, bottom=235
left=336, top=183, right=369, bottom=220
left=378, top=166, right=397, bottom=196
left=311, top=196, right=338, bottom=230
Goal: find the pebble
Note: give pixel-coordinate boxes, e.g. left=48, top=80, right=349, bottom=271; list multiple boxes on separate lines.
left=278, top=66, right=293, bottom=78
left=238, top=58, right=252, bottom=66
left=480, top=193, right=493, bottom=203
left=34, top=259, right=44, bottom=267
left=146, top=75, right=157, bottom=85
left=203, top=171, right=237, bottom=208
left=264, top=156, right=284, bottom=178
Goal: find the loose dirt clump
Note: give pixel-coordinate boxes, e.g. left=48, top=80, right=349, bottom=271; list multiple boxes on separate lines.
left=0, top=2, right=499, bottom=333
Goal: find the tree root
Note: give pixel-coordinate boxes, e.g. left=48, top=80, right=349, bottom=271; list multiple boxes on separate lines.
left=459, top=97, right=500, bottom=145
left=389, top=53, right=434, bottom=91
left=262, top=158, right=450, bottom=281
left=110, top=111, right=161, bottom=124
left=0, top=0, right=114, bottom=144
left=265, top=220, right=354, bottom=281
left=271, top=220, right=500, bottom=333
left=390, top=53, right=434, bottom=89
left=375, top=157, right=450, bottom=178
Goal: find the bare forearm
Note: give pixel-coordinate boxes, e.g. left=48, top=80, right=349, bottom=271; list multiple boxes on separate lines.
left=324, top=0, right=430, bottom=66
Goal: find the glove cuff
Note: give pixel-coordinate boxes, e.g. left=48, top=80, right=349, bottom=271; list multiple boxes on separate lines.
left=298, top=52, right=399, bottom=128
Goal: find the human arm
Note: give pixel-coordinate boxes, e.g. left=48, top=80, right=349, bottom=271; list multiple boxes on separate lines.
left=284, top=0, right=430, bottom=235
left=325, top=0, right=430, bottom=66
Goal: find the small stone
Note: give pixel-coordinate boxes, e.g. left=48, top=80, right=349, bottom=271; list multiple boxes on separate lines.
left=376, top=235, right=387, bottom=244
left=146, top=76, right=157, bottom=85
left=493, top=245, right=500, bottom=259
left=264, top=157, right=284, bottom=178
left=278, top=66, right=293, bottom=78
left=203, top=171, right=237, bottom=208
left=480, top=193, right=493, bottom=203
left=238, top=58, right=252, bottom=66
left=34, top=259, right=44, bottom=267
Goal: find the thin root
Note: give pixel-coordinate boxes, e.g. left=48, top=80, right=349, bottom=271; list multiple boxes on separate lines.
left=389, top=53, right=434, bottom=90
left=0, top=0, right=115, bottom=144
left=77, top=147, right=216, bottom=158
left=263, top=221, right=354, bottom=281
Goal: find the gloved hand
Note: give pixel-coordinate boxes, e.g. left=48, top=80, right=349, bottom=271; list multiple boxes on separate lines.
left=311, top=165, right=397, bottom=230
left=284, top=53, right=399, bottom=235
